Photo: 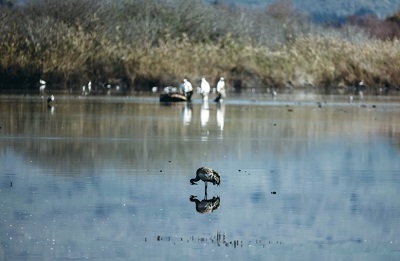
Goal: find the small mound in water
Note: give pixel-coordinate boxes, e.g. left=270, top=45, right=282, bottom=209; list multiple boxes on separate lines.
left=159, top=92, right=187, bottom=102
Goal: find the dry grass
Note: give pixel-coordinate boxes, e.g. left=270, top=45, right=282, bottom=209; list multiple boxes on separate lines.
left=1, top=0, right=400, bottom=92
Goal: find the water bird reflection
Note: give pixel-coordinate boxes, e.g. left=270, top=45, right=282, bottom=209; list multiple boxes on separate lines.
left=189, top=195, right=220, bottom=214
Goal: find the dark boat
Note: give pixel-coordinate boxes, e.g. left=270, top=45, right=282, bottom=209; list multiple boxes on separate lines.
left=159, top=92, right=187, bottom=102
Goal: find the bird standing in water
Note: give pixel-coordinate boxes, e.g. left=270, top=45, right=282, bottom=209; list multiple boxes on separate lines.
left=190, top=167, right=220, bottom=192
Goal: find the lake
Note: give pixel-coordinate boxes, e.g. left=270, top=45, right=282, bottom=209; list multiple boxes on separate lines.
left=1, top=93, right=400, bottom=260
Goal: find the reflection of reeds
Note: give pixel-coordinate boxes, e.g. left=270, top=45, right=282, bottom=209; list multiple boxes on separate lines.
left=2, top=99, right=399, bottom=174
left=1, top=0, right=400, bottom=91
left=153, top=233, right=271, bottom=248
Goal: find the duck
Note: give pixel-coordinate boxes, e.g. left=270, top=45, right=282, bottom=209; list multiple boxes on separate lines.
left=190, top=167, right=220, bottom=189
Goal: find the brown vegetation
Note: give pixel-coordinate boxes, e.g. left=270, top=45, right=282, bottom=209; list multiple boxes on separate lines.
left=1, top=0, right=400, bottom=93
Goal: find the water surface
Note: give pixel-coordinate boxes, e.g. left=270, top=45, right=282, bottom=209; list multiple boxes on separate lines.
left=1, top=94, right=400, bottom=260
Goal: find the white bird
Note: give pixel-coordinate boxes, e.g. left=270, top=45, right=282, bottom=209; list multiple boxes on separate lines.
left=152, top=86, right=158, bottom=93
left=87, top=81, right=92, bottom=92
left=39, top=79, right=46, bottom=85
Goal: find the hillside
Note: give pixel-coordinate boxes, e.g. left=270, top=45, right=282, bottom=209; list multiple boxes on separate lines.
left=219, top=0, right=400, bottom=20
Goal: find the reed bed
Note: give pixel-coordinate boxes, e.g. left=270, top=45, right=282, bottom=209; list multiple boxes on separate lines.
left=1, top=0, right=400, bottom=92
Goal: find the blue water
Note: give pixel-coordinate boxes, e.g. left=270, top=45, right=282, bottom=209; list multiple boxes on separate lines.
left=1, top=95, right=400, bottom=260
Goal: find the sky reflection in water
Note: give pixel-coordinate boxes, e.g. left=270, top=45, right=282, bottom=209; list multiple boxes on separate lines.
left=0, top=95, right=400, bottom=260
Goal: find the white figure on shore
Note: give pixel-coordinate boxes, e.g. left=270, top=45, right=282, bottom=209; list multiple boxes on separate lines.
left=214, top=77, right=226, bottom=102
left=183, top=79, right=193, bottom=101
left=200, top=78, right=211, bottom=101
left=39, top=79, right=46, bottom=92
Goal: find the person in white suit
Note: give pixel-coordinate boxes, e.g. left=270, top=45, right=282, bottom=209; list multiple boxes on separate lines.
left=183, top=79, right=193, bottom=101
left=200, top=78, right=211, bottom=101
left=214, top=77, right=226, bottom=102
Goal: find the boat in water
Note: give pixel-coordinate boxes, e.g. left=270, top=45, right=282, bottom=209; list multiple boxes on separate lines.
left=159, top=92, right=187, bottom=102
left=159, top=86, right=192, bottom=102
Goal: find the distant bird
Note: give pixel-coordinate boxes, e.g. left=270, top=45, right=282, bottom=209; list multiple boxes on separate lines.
left=189, top=195, right=220, bottom=214
left=190, top=167, right=220, bottom=190
left=87, top=81, right=92, bottom=92
left=47, top=95, right=54, bottom=103
left=39, top=79, right=46, bottom=86
left=152, top=86, right=158, bottom=93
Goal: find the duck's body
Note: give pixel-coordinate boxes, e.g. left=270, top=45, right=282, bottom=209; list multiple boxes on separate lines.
left=190, top=167, right=220, bottom=187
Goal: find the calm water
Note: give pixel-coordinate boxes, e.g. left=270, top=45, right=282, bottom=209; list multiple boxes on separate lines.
left=1, top=94, right=400, bottom=260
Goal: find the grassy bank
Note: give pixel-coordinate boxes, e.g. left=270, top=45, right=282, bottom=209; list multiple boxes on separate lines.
left=1, top=0, right=400, bottom=93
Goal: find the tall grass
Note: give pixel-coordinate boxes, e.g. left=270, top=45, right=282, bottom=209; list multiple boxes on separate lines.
left=0, top=0, right=399, bottom=92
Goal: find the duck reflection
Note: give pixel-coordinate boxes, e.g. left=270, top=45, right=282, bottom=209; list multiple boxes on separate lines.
left=189, top=195, right=220, bottom=214
left=181, top=103, right=192, bottom=125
